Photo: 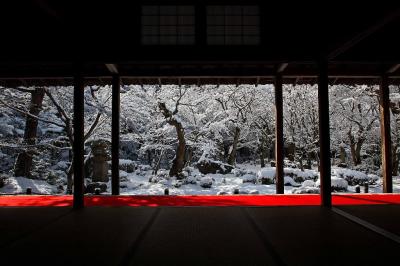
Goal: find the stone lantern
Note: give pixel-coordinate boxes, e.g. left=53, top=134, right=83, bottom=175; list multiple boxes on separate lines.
left=90, top=139, right=110, bottom=182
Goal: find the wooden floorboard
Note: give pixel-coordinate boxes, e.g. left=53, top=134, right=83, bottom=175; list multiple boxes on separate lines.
left=337, top=205, right=400, bottom=236
left=0, top=207, right=71, bottom=248
left=0, top=207, right=157, bottom=266
left=128, top=207, right=279, bottom=266
left=1, top=206, right=400, bottom=266
left=246, top=206, right=400, bottom=266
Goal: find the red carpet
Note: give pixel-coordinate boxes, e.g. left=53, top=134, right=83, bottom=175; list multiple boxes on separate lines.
left=0, top=194, right=400, bottom=207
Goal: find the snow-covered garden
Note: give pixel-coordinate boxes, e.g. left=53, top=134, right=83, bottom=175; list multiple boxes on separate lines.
left=1, top=84, right=400, bottom=195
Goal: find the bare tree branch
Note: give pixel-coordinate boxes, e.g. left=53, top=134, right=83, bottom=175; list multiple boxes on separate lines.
left=0, top=98, right=65, bottom=128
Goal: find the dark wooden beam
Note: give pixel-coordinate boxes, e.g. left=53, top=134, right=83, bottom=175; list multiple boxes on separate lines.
left=275, top=73, right=284, bottom=194
left=111, top=75, right=121, bottom=195
left=318, top=61, right=331, bottom=207
left=328, top=8, right=400, bottom=60
left=73, top=67, right=85, bottom=209
left=388, top=64, right=400, bottom=74
left=277, top=63, right=289, bottom=73
left=380, top=75, right=393, bottom=193
left=105, top=64, right=119, bottom=74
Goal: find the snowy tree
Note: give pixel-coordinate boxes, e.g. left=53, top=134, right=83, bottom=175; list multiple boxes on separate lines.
left=283, top=85, right=319, bottom=170
left=330, top=85, right=380, bottom=167
left=251, top=85, right=275, bottom=167
left=389, top=86, right=400, bottom=175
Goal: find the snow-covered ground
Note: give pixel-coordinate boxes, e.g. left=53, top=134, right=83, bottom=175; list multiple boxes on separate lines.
left=0, top=176, right=58, bottom=195
left=2, top=163, right=400, bottom=195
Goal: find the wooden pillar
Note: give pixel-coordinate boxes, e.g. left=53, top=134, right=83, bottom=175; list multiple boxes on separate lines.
left=318, top=61, right=332, bottom=207
left=111, top=75, right=121, bottom=195
left=380, top=75, right=392, bottom=193
left=275, top=73, right=284, bottom=194
left=73, top=69, right=85, bottom=209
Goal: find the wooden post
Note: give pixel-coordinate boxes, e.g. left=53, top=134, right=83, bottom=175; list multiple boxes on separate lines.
left=318, top=61, right=332, bottom=207
left=112, top=75, right=120, bottom=195
left=275, top=73, right=284, bottom=194
left=380, top=75, right=392, bottom=193
left=73, top=68, right=85, bottom=209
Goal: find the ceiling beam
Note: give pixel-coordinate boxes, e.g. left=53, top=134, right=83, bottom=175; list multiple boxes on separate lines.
left=105, top=64, right=119, bottom=74
left=328, top=8, right=400, bottom=61
left=277, top=63, right=289, bottom=73
left=388, top=64, right=400, bottom=74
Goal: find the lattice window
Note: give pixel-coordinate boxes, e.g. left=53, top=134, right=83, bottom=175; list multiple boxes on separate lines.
left=207, top=6, right=260, bottom=45
left=141, top=5, right=195, bottom=45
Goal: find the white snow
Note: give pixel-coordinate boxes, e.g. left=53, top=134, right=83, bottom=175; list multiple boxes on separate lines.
left=257, top=167, right=275, bottom=180
left=53, top=161, right=69, bottom=170
left=0, top=176, right=57, bottom=195
left=284, top=168, right=317, bottom=181
left=199, top=176, right=213, bottom=188
left=284, top=176, right=300, bottom=187
left=292, top=179, right=319, bottom=194
left=119, top=159, right=135, bottom=165
left=316, top=176, right=348, bottom=191
left=302, top=180, right=316, bottom=187
left=333, top=168, right=368, bottom=181
left=241, top=173, right=257, bottom=183
left=292, top=186, right=320, bottom=194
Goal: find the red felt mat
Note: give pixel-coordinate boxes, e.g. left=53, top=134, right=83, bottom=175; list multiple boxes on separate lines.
left=0, top=194, right=400, bottom=207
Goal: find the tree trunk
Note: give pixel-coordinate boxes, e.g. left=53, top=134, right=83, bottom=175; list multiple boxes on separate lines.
left=298, top=151, right=304, bottom=171
left=66, top=161, right=74, bottom=194
left=260, top=137, right=265, bottom=168
left=354, top=139, right=364, bottom=165
left=153, top=149, right=164, bottom=175
left=339, top=146, right=346, bottom=164
left=147, top=150, right=152, bottom=166
left=14, top=87, right=45, bottom=177
left=227, top=127, right=240, bottom=166
left=158, top=102, right=186, bottom=178
left=186, top=147, right=193, bottom=167
left=348, top=130, right=361, bottom=166
left=393, top=144, right=399, bottom=176
left=287, top=142, right=296, bottom=162
left=170, top=124, right=186, bottom=178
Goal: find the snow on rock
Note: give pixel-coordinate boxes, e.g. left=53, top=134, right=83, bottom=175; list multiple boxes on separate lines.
left=292, top=186, right=320, bottom=194
left=292, top=179, right=318, bottom=194
left=316, top=176, right=348, bottom=191
left=232, top=168, right=246, bottom=177
left=284, top=176, right=300, bottom=187
left=302, top=180, right=316, bottom=187
left=0, top=176, right=56, bottom=195
left=241, top=173, right=257, bottom=183
left=119, top=170, right=128, bottom=179
left=200, top=176, right=213, bottom=188
left=41, top=124, right=64, bottom=135
left=139, top=165, right=152, bottom=171
left=257, top=167, right=275, bottom=184
left=118, top=159, right=136, bottom=173
left=197, top=145, right=234, bottom=174
left=149, top=170, right=169, bottom=183
left=53, top=161, right=69, bottom=171
left=197, top=158, right=233, bottom=174
left=0, top=124, right=14, bottom=136
left=284, top=168, right=318, bottom=182
left=119, top=159, right=135, bottom=165
left=333, top=167, right=376, bottom=185
left=367, top=174, right=379, bottom=182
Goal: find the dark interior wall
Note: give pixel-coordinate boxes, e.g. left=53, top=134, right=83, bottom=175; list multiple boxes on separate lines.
left=1, top=1, right=399, bottom=62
